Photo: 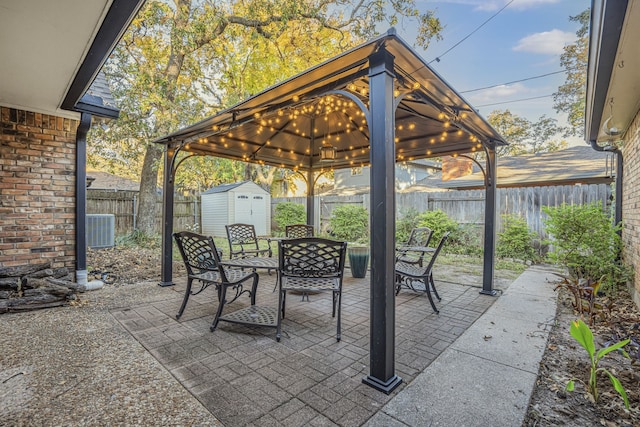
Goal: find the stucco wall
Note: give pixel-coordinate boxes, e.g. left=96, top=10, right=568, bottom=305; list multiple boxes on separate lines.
left=622, top=109, right=640, bottom=308
left=0, top=107, right=78, bottom=268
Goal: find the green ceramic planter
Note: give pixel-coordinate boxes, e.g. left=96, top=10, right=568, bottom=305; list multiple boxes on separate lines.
left=348, top=246, right=369, bottom=278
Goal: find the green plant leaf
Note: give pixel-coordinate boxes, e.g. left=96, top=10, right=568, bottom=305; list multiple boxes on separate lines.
left=603, top=369, right=630, bottom=409
left=595, top=339, right=630, bottom=363
left=565, top=380, right=575, bottom=392
left=570, top=319, right=595, bottom=360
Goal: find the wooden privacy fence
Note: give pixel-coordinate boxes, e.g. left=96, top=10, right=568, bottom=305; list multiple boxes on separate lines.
left=87, top=183, right=612, bottom=239
left=271, top=183, right=613, bottom=240
left=87, top=190, right=199, bottom=236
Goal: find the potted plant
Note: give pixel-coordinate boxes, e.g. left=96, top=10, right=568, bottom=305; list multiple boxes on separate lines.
left=328, top=205, right=369, bottom=278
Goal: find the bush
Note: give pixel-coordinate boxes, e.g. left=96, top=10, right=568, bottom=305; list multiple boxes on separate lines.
left=274, top=202, right=306, bottom=232
left=417, top=209, right=459, bottom=244
left=329, top=205, right=369, bottom=243
left=396, top=207, right=421, bottom=243
left=447, top=223, right=483, bottom=256
left=543, top=203, right=633, bottom=294
left=497, top=214, right=538, bottom=262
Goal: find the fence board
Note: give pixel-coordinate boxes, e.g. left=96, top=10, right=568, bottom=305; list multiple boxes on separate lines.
left=271, top=183, right=612, bottom=239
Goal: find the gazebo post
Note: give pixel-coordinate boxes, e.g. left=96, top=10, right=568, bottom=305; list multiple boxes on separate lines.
left=481, top=146, right=497, bottom=295
left=362, top=48, right=402, bottom=394
left=159, top=144, right=177, bottom=287
left=307, top=169, right=314, bottom=227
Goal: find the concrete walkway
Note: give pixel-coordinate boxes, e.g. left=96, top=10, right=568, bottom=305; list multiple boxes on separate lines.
left=366, top=265, right=559, bottom=427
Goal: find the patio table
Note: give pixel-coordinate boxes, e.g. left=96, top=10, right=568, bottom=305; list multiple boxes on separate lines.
left=216, top=257, right=280, bottom=330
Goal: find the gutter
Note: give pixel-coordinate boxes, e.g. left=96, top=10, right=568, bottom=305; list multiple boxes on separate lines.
left=589, top=139, right=622, bottom=234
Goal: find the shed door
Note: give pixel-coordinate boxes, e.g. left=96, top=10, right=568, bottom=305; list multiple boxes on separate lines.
left=233, top=193, right=267, bottom=235
left=251, top=195, right=267, bottom=235
left=234, top=194, right=253, bottom=224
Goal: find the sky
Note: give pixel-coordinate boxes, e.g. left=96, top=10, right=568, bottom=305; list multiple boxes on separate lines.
left=391, top=0, right=590, bottom=144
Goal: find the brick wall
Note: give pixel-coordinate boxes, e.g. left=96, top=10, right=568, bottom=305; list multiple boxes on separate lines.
left=622, top=110, right=640, bottom=308
left=0, top=107, right=78, bottom=268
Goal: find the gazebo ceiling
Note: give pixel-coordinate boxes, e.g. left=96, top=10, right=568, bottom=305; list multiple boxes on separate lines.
left=154, top=30, right=506, bottom=172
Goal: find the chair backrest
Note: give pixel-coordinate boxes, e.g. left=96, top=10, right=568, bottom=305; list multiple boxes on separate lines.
left=226, top=223, right=259, bottom=251
left=406, top=227, right=433, bottom=247
left=423, top=232, right=450, bottom=272
left=285, top=224, right=314, bottom=239
left=278, top=238, right=347, bottom=279
left=173, top=231, right=224, bottom=278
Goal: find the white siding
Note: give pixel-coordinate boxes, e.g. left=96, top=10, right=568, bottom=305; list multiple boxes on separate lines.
left=201, top=181, right=272, bottom=237
left=201, top=193, right=229, bottom=237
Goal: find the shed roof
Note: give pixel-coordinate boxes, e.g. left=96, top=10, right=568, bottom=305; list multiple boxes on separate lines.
left=202, top=180, right=269, bottom=195
left=154, top=29, right=506, bottom=172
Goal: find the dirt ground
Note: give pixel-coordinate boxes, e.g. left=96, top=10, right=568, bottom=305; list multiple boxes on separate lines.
left=87, top=247, right=640, bottom=426
left=523, top=286, right=640, bottom=427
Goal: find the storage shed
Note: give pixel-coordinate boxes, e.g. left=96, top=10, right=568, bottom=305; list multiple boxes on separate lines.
left=201, top=181, right=271, bottom=237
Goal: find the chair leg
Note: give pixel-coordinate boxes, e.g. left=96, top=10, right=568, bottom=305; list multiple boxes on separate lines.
left=336, top=291, right=342, bottom=342
left=424, top=278, right=439, bottom=314
left=394, top=273, right=403, bottom=295
left=210, top=286, right=228, bottom=332
left=332, top=291, right=337, bottom=318
left=276, top=289, right=285, bottom=342
left=249, top=274, right=258, bottom=305
left=429, top=273, right=441, bottom=301
left=176, top=278, right=193, bottom=319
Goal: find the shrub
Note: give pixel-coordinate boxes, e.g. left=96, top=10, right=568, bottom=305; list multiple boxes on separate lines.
left=274, top=202, right=306, bottom=231
left=447, top=223, right=483, bottom=256
left=417, top=209, right=459, bottom=245
left=396, top=207, right=421, bottom=243
left=329, top=205, right=369, bottom=243
left=543, top=203, right=633, bottom=294
left=497, top=214, right=537, bottom=262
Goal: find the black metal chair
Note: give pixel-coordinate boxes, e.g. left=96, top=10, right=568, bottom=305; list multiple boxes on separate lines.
left=285, top=224, right=314, bottom=238
left=225, top=223, right=272, bottom=259
left=276, top=238, right=347, bottom=342
left=395, top=232, right=450, bottom=314
left=396, top=227, right=433, bottom=266
left=173, top=231, right=261, bottom=332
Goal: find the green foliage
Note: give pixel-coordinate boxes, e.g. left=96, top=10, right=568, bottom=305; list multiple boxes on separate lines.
left=396, top=208, right=421, bottom=243
left=543, top=203, right=633, bottom=294
left=446, top=224, right=483, bottom=257
left=566, top=319, right=630, bottom=408
left=417, top=209, right=459, bottom=246
left=497, top=214, right=538, bottom=262
left=116, top=230, right=162, bottom=249
left=554, top=9, right=589, bottom=137
left=329, top=205, right=368, bottom=243
left=487, top=110, right=567, bottom=156
left=274, top=202, right=306, bottom=231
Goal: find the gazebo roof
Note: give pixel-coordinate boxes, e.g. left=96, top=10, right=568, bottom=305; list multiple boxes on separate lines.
left=154, top=29, right=506, bottom=172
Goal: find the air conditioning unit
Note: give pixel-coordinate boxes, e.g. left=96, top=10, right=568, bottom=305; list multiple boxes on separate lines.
left=87, top=214, right=115, bottom=249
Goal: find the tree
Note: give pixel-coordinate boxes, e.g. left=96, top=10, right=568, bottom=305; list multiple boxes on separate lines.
left=487, top=110, right=531, bottom=156
left=93, top=0, right=444, bottom=235
left=487, top=110, right=567, bottom=156
left=553, top=8, right=589, bottom=138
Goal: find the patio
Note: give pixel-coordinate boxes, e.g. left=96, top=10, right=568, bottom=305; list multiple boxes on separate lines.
left=112, top=269, right=495, bottom=426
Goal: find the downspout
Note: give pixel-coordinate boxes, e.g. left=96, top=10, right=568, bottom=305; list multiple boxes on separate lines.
left=75, top=113, right=96, bottom=287
left=589, top=140, right=622, bottom=235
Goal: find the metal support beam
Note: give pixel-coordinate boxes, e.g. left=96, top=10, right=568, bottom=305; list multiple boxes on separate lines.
left=75, top=113, right=92, bottom=285
left=481, top=146, right=497, bottom=295
left=307, top=169, right=315, bottom=226
left=159, top=145, right=177, bottom=287
left=362, top=48, right=402, bottom=394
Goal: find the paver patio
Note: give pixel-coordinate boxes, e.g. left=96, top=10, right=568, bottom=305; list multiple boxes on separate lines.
left=111, top=270, right=497, bottom=427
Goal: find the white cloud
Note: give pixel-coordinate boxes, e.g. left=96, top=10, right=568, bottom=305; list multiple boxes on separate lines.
left=513, top=29, right=576, bottom=55
left=468, top=82, right=530, bottom=104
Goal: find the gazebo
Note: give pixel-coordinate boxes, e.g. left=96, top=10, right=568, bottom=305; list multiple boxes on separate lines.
left=154, top=29, right=506, bottom=393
